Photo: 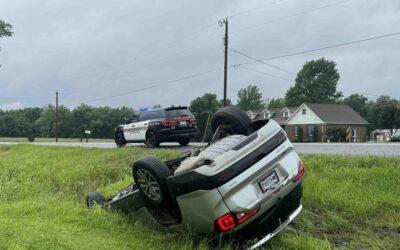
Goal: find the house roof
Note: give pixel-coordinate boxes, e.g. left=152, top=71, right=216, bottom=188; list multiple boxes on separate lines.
left=268, top=106, right=299, bottom=124
left=247, top=106, right=300, bottom=124
left=246, top=109, right=265, bottom=114
left=305, top=103, right=369, bottom=125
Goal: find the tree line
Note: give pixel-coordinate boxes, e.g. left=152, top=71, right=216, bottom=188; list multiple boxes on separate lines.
left=0, top=105, right=135, bottom=139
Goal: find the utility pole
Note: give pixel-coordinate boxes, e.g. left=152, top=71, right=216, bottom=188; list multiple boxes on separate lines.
left=220, top=18, right=229, bottom=107
left=55, top=91, right=59, bottom=142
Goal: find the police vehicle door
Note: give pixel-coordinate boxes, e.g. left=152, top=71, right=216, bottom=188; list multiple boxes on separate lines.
left=131, top=111, right=152, bottom=141
left=122, top=115, right=139, bottom=141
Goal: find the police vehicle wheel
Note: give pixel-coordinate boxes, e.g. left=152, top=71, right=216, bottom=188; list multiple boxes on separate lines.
left=145, top=132, right=159, bottom=147
left=86, top=192, right=106, bottom=208
left=211, top=106, right=252, bottom=138
left=115, top=130, right=126, bottom=147
left=132, top=156, right=172, bottom=206
left=178, top=137, right=190, bottom=146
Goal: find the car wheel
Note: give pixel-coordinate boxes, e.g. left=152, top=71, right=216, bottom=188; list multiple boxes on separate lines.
left=86, top=192, right=106, bottom=208
left=132, top=156, right=172, bottom=206
left=178, top=137, right=190, bottom=146
left=211, top=106, right=252, bottom=139
left=115, top=130, right=126, bottom=147
left=145, top=132, right=159, bottom=147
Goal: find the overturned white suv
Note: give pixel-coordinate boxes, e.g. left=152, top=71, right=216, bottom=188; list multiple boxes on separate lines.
left=87, top=106, right=305, bottom=248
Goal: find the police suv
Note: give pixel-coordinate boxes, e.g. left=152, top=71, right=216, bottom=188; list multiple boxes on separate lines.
left=114, top=106, right=197, bottom=147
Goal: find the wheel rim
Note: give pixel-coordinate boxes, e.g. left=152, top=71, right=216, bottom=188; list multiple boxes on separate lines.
left=136, top=169, right=161, bottom=201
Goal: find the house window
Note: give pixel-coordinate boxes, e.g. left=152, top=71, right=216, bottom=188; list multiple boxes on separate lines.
left=308, top=125, right=316, bottom=137
left=294, top=126, right=299, bottom=137
left=302, top=109, right=306, bottom=115
left=284, top=111, right=289, bottom=117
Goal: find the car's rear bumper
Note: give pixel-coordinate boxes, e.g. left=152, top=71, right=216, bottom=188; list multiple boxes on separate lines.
left=249, top=204, right=302, bottom=249
left=156, top=128, right=196, bottom=142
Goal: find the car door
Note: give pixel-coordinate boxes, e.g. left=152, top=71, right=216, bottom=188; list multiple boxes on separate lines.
left=123, top=116, right=139, bottom=141
left=131, top=112, right=151, bottom=141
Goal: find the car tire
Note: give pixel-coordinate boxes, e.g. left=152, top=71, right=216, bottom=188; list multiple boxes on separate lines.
left=115, top=129, right=126, bottom=147
left=86, top=192, right=106, bottom=208
left=211, top=106, right=252, bottom=137
left=132, top=156, right=172, bottom=206
left=178, top=137, right=190, bottom=146
left=145, top=131, right=159, bottom=147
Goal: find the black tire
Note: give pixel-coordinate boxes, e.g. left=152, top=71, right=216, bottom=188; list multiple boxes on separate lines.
left=211, top=106, right=252, bottom=136
left=115, top=129, right=126, bottom=147
left=178, top=137, right=190, bottom=146
left=86, top=192, right=106, bottom=208
left=132, top=156, right=172, bottom=206
left=145, top=131, right=159, bottom=147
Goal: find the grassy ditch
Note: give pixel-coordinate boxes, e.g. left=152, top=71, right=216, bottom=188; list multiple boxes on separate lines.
left=0, top=145, right=399, bottom=249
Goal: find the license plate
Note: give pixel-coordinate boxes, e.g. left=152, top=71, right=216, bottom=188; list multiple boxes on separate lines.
left=179, top=121, right=187, bottom=126
left=259, top=171, right=279, bottom=192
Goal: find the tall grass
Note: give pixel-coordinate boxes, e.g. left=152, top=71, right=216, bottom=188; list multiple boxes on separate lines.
left=0, top=145, right=399, bottom=249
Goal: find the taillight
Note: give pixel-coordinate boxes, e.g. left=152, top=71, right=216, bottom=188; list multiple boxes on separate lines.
left=215, top=208, right=259, bottom=232
left=215, top=213, right=236, bottom=232
left=235, top=208, right=259, bottom=224
left=161, top=120, right=177, bottom=127
left=293, top=160, right=305, bottom=182
left=189, top=118, right=196, bottom=125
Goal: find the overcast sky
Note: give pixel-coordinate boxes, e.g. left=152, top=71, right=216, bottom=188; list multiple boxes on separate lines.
left=0, top=0, right=399, bottom=110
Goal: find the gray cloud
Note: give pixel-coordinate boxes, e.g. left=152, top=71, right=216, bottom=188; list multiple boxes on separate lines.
left=0, top=0, right=399, bottom=110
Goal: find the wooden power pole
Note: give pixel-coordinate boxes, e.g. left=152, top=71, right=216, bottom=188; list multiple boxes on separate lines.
left=55, top=91, right=59, bottom=142
left=220, top=18, right=229, bottom=107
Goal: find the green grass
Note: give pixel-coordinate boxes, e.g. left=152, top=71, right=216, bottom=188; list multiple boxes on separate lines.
left=0, top=145, right=399, bottom=249
left=0, top=137, right=113, bottom=142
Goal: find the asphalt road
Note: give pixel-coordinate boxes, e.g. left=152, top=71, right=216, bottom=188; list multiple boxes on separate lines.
left=1, top=141, right=400, bottom=156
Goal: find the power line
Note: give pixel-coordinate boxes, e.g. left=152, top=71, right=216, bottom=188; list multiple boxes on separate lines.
left=231, top=47, right=382, bottom=98
left=230, top=47, right=296, bottom=75
left=337, top=87, right=380, bottom=97
left=234, top=65, right=292, bottom=81
left=62, top=1, right=348, bottom=100
left=83, top=67, right=221, bottom=103
left=234, top=31, right=400, bottom=67
left=230, top=0, right=352, bottom=35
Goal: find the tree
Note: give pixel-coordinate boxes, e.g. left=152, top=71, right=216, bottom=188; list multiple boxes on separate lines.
left=285, top=58, right=342, bottom=106
left=237, top=85, right=266, bottom=111
left=0, top=20, right=12, bottom=67
left=34, top=105, right=71, bottom=137
left=0, top=20, right=12, bottom=38
left=375, top=95, right=400, bottom=135
left=189, top=93, right=220, bottom=141
left=219, top=98, right=232, bottom=107
left=342, top=94, right=368, bottom=118
left=267, top=98, right=286, bottom=109
left=365, top=100, right=378, bottom=131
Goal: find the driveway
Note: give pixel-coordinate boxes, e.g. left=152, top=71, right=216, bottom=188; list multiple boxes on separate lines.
left=1, top=141, right=399, bottom=156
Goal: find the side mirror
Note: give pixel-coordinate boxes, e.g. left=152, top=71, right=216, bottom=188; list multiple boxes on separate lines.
left=123, top=117, right=128, bottom=123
